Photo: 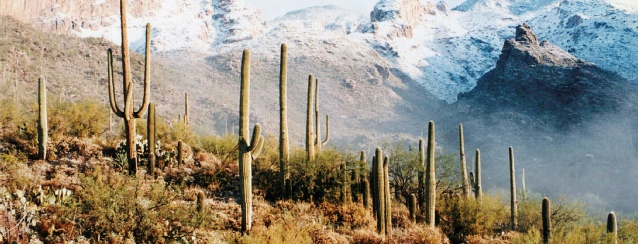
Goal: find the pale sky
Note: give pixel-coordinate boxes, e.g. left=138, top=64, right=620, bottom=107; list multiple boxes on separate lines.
left=245, top=0, right=466, bottom=20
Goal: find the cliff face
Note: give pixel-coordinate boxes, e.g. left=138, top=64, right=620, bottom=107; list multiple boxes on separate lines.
left=370, top=0, right=448, bottom=39
left=0, top=0, right=161, bottom=33
left=457, top=24, right=636, bottom=128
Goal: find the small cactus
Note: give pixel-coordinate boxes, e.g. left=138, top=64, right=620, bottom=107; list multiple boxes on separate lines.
left=177, top=140, right=183, bottom=168
left=37, top=76, right=47, bottom=161
left=542, top=197, right=551, bottom=244
left=409, top=194, right=417, bottom=222
left=363, top=179, right=370, bottom=209
left=197, top=191, right=206, bottom=213
left=509, top=146, right=517, bottom=230
left=184, top=93, right=189, bottom=126
left=522, top=168, right=527, bottom=201
left=340, top=162, right=348, bottom=203
left=607, top=211, right=617, bottom=244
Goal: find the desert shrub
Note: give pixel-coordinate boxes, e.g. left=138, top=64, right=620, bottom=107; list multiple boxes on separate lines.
left=318, top=202, right=374, bottom=229
left=56, top=167, right=211, bottom=243
left=47, top=98, right=108, bottom=140
left=199, top=133, right=239, bottom=163
left=438, top=195, right=509, bottom=242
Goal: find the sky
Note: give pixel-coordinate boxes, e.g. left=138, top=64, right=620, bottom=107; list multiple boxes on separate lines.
left=245, top=0, right=467, bottom=20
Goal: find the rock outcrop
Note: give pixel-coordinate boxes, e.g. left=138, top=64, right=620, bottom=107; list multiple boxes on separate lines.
left=457, top=23, right=636, bottom=128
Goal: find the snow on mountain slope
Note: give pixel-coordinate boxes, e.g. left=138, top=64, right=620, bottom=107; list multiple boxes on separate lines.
left=4, top=0, right=636, bottom=102
left=527, top=0, right=638, bottom=82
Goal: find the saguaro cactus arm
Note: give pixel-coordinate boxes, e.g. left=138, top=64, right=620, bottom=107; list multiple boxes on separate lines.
left=322, top=114, right=329, bottom=146
left=132, top=23, right=151, bottom=119
left=107, top=49, right=124, bottom=118
left=250, top=124, right=264, bottom=159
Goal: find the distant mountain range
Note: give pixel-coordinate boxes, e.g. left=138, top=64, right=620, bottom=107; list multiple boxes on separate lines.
left=1, top=0, right=636, bottom=102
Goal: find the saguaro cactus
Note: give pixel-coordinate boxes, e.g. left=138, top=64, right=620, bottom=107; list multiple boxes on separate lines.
left=459, top=124, right=469, bottom=198
left=177, top=140, right=183, bottom=168
left=607, top=211, right=618, bottom=244
left=522, top=168, right=527, bottom=200
left=340, top=162, right=348, bottom=203
left=363, top=179, right=370, bottom=209
left=418, top=138, right=425, bottom=212
left=472, top=149, right=482, bottom=203
left=371, top=154, right=378, bottom=218
left=314, top=78, right=329, bottom=153
left=374, top=148, right=385, bottom=235
left=383, top=156, right=392, bottom=237
left=107, top=0, right=152, bottom=175
left=279, top=43, right=289, bottom=200
left=425, top=121, right=436, bottom=227
left=409, top=194, right=417, bottom=222
left=197, top=191, right=206, bottom=213
left=305, top=75, right=315, bottom=162
left=542, top=197, right=551, bottom=244
left=37, top=76, right=47, bottom=160
left=238, top=49, right=264, bottom=234
left=184, top=93, right=189, bottom=126
left=147, top=102, right=156, bottom=177
left=509, top=146, right=517, bottom=230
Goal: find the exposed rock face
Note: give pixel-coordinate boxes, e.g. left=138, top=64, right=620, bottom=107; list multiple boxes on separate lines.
left=0, top=0, right=161, bottom=33
left=457, top=23, right=636, bottom=128
left=370, top=0, right=448, bottom=39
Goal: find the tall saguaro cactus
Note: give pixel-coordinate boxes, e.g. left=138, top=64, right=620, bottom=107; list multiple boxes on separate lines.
left=107, top=0, right=152, bottom=175
left=238, top=49, right=264, bottom=234
left=418, top=138, right=425, bottom=212
left=305, top=75, right=315, bottom=162
left=425, top=121, right=436, bottom=227
left=184, top=93, right=189, bottom=126
left=363, top=179, right=370, bottom=209
left=37, top=76, right=47, bottom=160
left=522, top=168, right=527, bottom=200
left=279, top=43, right=290, bottom=200
left=374, top=148, right=385, bottom=235
left=383, top=156, right=392, bottom=237
left=542, top=197, right=551, bottom=244
left=607, top=211, right=618, bottom=244
left=459, top=124, right=469, bottom=198
left=472, top=149, right=482, bottom=203
left=509, top=146, right=517, bottom=230
left=147, top=102, right=156, bottom=177
left=314, top=79, right=329, bottom=153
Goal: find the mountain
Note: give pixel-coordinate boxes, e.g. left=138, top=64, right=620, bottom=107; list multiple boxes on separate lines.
left=1, top=0, right=636, bottom=103
left=457, top=23, right=636, bottom=128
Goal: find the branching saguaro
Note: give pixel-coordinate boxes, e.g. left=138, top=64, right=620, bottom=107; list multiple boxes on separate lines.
left=314, top=78, right=329, bottom=153
left=238, top=49, right=264, bottom=234
left=279, top=43, right=290, bottom=200
left=107, top=0, right=152, bottom=175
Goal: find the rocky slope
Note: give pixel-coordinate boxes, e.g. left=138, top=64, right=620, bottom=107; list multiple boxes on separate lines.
left=457, top=23, right=636, bottom=128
